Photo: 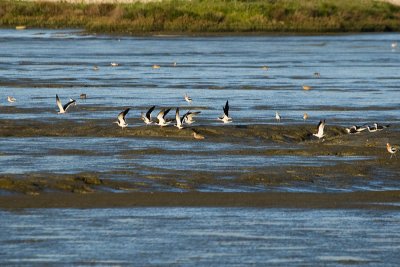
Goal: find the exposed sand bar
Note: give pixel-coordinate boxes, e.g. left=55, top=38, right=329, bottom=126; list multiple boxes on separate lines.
left=1, top=191, right=400, bottom=210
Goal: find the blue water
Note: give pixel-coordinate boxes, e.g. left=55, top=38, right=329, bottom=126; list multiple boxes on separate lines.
left=1, top=207, right=399, bottom=266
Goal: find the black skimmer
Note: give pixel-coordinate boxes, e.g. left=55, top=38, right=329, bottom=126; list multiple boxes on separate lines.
left=275, top=112, right=281, bottom=123
left=157, top=108, right=171, bottom=126
left=114, top=108, right=130, bottom=129
left=184, top=93, right=192, bottom=104
left=141, top=105, right=156, bottom=125
left=56, top=94, right=76, bottom=114
left=345, top=125, right=367, bottom=134
left=313, top=120, right=326, bottom=139
left=218, top=100, right=232, bottom=123
left=192, top=129, right=205, bottom=140
left=175, top=107, right=184, bottom=130
left=375, top=123, right=390, bottom=131
left=387, top=143, right=398, bottom=159
left=7, top=96, right=16, bottom=103
left=183, top=111, right=201, bottom=125
left=303, top=113, right=309, bottom=121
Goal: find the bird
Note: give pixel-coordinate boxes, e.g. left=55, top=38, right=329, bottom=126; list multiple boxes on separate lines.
left=386, top=143, right=398, bottom=159
left=313, top=119, right=326, bottom=139
left=261, top=66, right=269, bottom=70
left=184, top=93, right=192, bottom=104
left=110, top=62, right=119, bottom=67
left=152, top=64, right=161, bottom=69
left=175, top=108, right=185, bottom=130
left=375, top=123, right=390, bottom=131
left=275, top=111, right=281, bottom=123
left=218, top=100, right=232, bottom=123
left=303, top=113, right=309, bottom=121
left=7, top=96, right=16, bottom=103
left=156, top=108, right=171, bottom=126
left=183, top=111, right=201, bottom=125
left=192, top=129, right=205, bottom=140
left=313, top=72, right=320, bottom=78
left=56, top=94, right=76, bottom=114
left=141, top=105, right=156, bottom=125
left=345, top=125, right=367, bottom=134
left=303, top=85, right=312, bottom=90
left=114, top=108, right=130, bottom=129
left=93, top=65, right=99, bottom=71
left=173, top=62, right=177, bottom=67
left=391, top=42, right=398, bottom=49
left=80, top=93, right=87, bottom=99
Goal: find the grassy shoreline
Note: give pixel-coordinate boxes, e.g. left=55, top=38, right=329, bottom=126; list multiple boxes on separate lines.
left=1, top=0, right=400, bottom=34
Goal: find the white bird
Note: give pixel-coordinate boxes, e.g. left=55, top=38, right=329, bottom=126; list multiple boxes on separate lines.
left=110, top=62, right=119, bottom=67
left=183, top=111, right=201, bottom=125
left=391, top=42, right=397, bottom=49
left=56, top=94, right=76, bottom=114
left=345, top=125, right=367, bottom=134
left=7, top=96, right=16, bottom=103
left=157, top=108, right=171, bottom=126
left=114, top=108, right=130, bottom=129
left=313, top=119, right=326, bottom=139
left=175, top=107, right=184, bottom=130
left=386, top=143, right=398, bottom=159
left=184, top=93, right=192, bottom=104
left=141, top=105, right=156, bottom=125
left=218, top=100, right=232, bottom=123
left=275, top=111, right=281, bottom=123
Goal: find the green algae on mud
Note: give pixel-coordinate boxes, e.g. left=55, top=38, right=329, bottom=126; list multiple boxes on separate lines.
left=1, top=0, right=400, bottom=34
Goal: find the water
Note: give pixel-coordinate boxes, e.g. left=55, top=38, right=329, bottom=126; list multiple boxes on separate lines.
left=1, top=29, right=399, bottom=191
left=1, top=208, right=399, bottom=265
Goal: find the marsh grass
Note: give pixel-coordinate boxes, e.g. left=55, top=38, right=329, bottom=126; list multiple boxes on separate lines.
left=0, top=0, right=400, bottom=33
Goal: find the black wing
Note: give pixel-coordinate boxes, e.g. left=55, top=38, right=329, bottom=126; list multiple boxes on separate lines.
left=146, top=105, right=156, bottom=119
left=223, top=100, right=229, bottom=117
left=63, top=99, right=76, bottom=111
left=163, top=108, right=171, bottom=118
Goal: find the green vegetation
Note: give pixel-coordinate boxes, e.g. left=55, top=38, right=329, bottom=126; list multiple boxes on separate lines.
left=1, top=0, right=400, bottom=34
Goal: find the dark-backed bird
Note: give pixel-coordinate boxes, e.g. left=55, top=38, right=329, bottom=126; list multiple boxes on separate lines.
left=157, top=108, right=172, bottom=126
left=313, top=119, right=326, bottom=139
left=141, top=105, right=156, bottom=125
left=114, top=108, right=130, bottom=129
left=56, top=94, right=76, bottom=114
left=218, top=100, right=232, bottom=123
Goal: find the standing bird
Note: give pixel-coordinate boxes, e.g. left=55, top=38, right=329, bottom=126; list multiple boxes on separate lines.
left=141, top=105, right=156, bottom=125
left=275, top=112, right=281, bottom=123
left=114, top=108, right=130, bottom=129
left=175, top=107, right=184, bottom=130
left=56, top=94, right=76, bottom=114
left=303, top=113, right=309, bottom=121
left=218, top=100, right=232, bottom=123
left=192, top=129, right=205, bottom=140
left=313, top=119, right=326, bottom=139
left=184, top=93, right=192, bottom=104
left=157, top=108, right=171, bottom=127
left=386, top=143, right=398, bottom=159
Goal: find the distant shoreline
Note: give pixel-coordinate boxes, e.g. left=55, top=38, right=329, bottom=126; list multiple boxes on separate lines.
left=1, top=0, right=400, bottom=34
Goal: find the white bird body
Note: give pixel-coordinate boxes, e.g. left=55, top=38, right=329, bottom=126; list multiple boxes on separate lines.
left=387, top=143, right=398, bottom=159
left=110, top=62, right=119, bottom=67
left=115, top=108, right=130, bottom=128
left=303, top=113, right=308, bottom=121
left=175, top=108, right=184, bottom=130
left=56, top=94, right=76, bottom=114
left=157, top=108, right=171, bottom=127
left=141, top=105, right=156, bottom=125
left=392, top=42, right=398, bottom=49
left=218, top=100, right=232, bottom=123
left=345, top=125, right=367, bottom=134
left=275, top=112, right=281, bottom=122
left=7, top=96, right=16, bottom=103
left=184, top=93, right=192, bottom=104
left=183, top=111, right=201, bottom=125
left=313, top=120, right=326, bottom=139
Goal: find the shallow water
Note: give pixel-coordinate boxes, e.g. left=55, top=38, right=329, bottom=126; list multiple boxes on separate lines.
left=0, top=29, right=399, bottom=192
left=1, top=207, right=400, bottom=265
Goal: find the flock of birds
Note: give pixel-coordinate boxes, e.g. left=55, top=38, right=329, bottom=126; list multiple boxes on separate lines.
left=48, top=90, right=398, bottom=159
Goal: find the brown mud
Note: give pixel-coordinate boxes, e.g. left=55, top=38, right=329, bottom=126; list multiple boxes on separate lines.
left=0, top=118, right=399, bottom=208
